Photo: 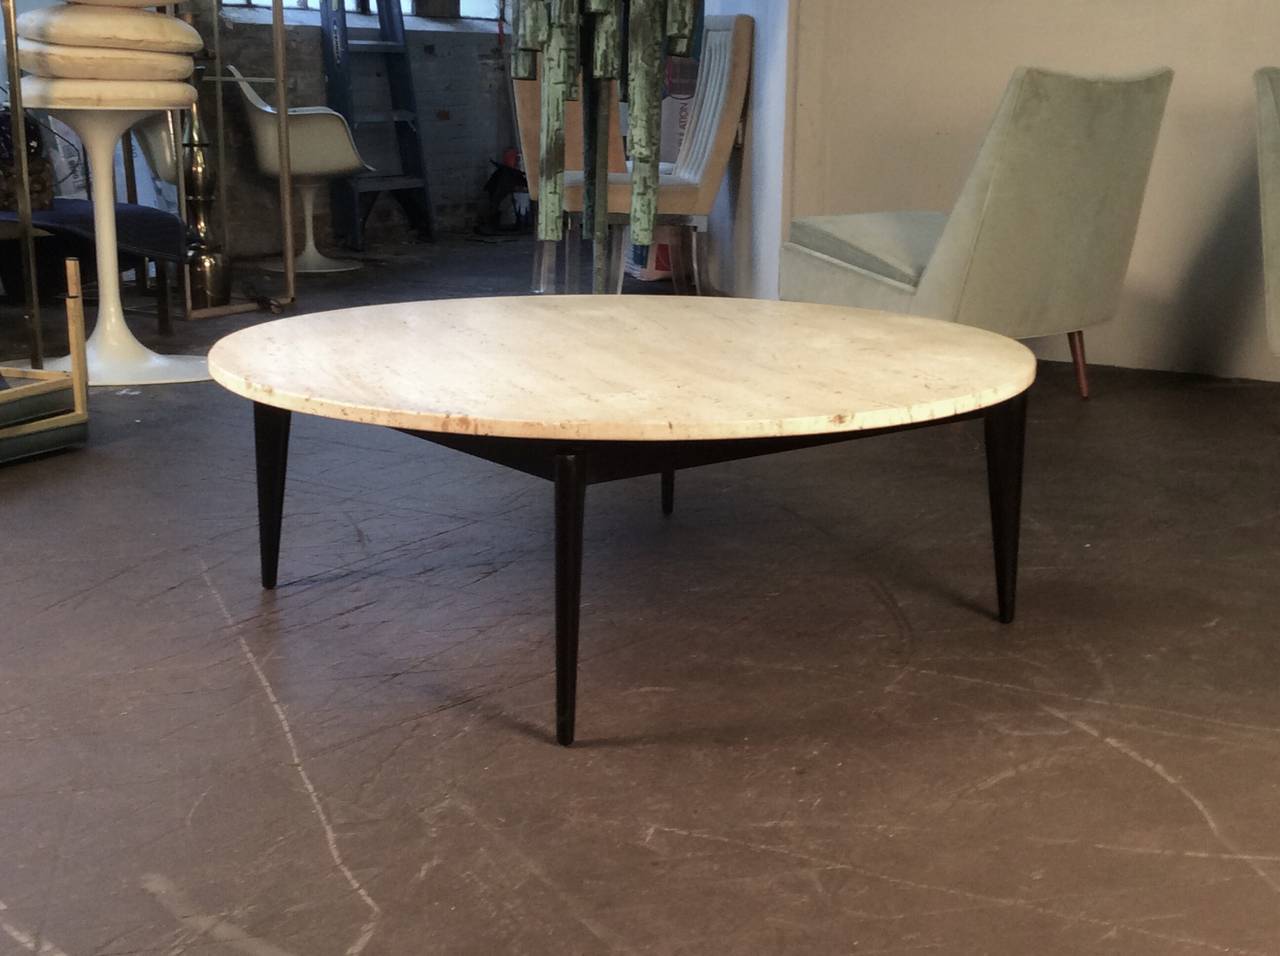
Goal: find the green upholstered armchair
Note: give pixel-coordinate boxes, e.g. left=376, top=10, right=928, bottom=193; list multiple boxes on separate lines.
left=1256, top=68, right=1280, bottom=355
left=780, top=67, right=1174, bottom=398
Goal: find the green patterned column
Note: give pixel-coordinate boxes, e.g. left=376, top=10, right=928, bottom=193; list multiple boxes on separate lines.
left=525, top=0, right=700, bottom=284
left=626, top=0, right=665, bottom=251
left=536, top=0, right=579, bottom=242
left=666, top=0, right=694, bottom=58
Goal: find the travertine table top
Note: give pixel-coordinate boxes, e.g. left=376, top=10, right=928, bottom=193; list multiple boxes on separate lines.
left=208, top=296, right=1037, bottom=442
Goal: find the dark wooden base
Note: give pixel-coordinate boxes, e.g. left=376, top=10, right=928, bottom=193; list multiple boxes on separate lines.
left=251, top=392, right=1030, bottom=746
left=253, top=402, right=291, bottom=590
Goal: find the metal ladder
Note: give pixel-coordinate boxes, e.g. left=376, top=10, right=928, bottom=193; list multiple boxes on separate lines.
left=320, top=0, right=436, bottom=249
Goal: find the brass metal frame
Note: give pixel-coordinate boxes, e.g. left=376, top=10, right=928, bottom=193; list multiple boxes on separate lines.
left=0, top=259, right=89, bottom=456
left=2, top=0, right=43, bottom=367
left=169, top=0, right=297, bottom=320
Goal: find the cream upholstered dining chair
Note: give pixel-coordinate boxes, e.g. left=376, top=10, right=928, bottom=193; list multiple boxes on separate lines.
left=227, top=65, right=370, bottom=274
left=780, top=66, right=1174, bottom=398
left=513, top=66, right=627, bottom=290
left=1255, top=68, right=1280, bottom=355
left=515, top=14, right=754, bottom=294
left=513, top=69, right=629, bottom=200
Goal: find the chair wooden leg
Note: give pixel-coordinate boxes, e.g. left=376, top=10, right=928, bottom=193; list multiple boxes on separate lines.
left=533, top=239, right=559, bottom=294
left=531, top=240, right=544, bottom=293
left=607, top=225, right=626, bottom=294
left=565, top=217, right=581, bottom=294
left=690, top=227, right=708, bottom=296
left=671, top=227, right=692, bottom=296
left=1067, top=330, right=1089, bottom=400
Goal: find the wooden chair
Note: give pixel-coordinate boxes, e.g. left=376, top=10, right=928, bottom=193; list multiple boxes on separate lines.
left=513, top=66, right=627, bottom=291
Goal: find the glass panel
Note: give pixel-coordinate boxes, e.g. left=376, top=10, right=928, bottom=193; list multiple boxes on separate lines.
left=356, top=0, right=413, bottom=13
left=459, top=0, right=499, bottom=17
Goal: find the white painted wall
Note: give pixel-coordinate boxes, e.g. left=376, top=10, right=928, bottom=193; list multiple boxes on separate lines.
left=703, top=0, right=794, bottom=300
left=788, top=0, right=1280, bottom=381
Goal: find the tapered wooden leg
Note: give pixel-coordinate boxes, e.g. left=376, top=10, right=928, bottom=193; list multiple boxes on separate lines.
left=984, top=393, right=1027, bottom=624
left=661, top=469, right=675, bottom=516
left=555, top=453, right=588, bottom=746
left=531, top=240, right=544, bottom=293
left=1067, top=331, right=1089, bottom=400
left=254, top=403, right=291, bottom=590
left=533, top=239, right=559, bottom=294
left=671, top=228, right=692, bottom=295
left=607, top=224, right=626, bottom=294
left=565, top=217, right=581, bottom=293
left=690, top=227, right=707, bottom=296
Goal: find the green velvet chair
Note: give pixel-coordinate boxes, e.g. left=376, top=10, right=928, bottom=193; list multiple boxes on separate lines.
left=1256, top=68, right=1280, bottom=355
left=780, top=66, right=1174, bottom=398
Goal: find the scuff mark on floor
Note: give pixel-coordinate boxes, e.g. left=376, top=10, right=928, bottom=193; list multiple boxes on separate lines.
left=1042, top=705, right=1280, bottom=897
left=142, top=874, right=298, bottom=956
left=643, top=823, right=1271, bottom=955
left=201, top=561, right=382, bottom=956
left=0, top=900, right=71, bottom=956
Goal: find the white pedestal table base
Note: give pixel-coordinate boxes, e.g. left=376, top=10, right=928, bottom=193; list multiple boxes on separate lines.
left=49, top=108, right=210, bottom=386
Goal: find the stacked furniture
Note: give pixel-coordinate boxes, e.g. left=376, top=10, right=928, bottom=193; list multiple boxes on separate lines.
left=16, top=0, right=208, bottom=385
left=514, top=15, right=754, bottom=295
left=513, top=66, right=627, bottom=292
left=780, top=67, right=1173, bottom=399
left=564, top=15, right=753, bottom=295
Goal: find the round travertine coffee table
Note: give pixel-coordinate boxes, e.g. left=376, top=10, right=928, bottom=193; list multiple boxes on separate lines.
left=209, top=295, right=1037, bottom=745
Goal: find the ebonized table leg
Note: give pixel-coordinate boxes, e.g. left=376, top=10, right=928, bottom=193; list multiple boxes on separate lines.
left=254, top=403, right=292, bottom=590
left=555, top=453, right=588, bottom=745
left=368, top=401, right=1029, bottom=743
left=661, top=469, right=675, bottom=516
left=984, top=393, right=1028, bottom=624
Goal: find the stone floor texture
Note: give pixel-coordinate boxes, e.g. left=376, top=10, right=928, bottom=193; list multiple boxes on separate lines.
left=3, top=239, right=1280, bottom=955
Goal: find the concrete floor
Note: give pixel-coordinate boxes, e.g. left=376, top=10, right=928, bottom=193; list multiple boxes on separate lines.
left=4, top=239, right=1280, bottom=955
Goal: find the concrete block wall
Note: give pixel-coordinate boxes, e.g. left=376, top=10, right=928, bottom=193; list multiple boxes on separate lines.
left=207, top=10, right=515, bottom=260
left=404, top=31, right=514, bottom=229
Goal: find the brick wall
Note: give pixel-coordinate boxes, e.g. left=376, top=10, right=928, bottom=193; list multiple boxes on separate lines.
left=207, top=11, right=516, bottom=259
